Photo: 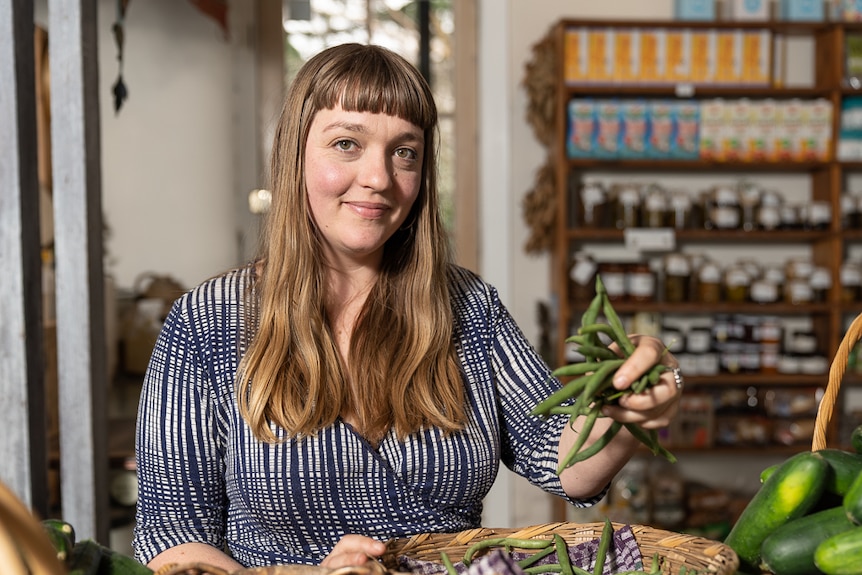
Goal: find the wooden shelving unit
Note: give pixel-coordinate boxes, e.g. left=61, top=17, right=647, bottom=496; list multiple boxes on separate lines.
left=536, top=18, right=862, bottom=519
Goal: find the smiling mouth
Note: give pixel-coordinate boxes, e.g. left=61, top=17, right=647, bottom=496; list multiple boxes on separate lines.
left=346, top=201, right=389, bottom=218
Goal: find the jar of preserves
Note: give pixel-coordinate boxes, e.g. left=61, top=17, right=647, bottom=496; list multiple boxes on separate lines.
left=842, top=193, right=860, bottom=229
left=628, top=262, right=656, bottom=303
left=810, top=266, right=832, bottom=303
left=569, top=251, right=598, bottom=302
left=780, top=203, right=801, bottom=230
left=577, top=179, right=608, bottom=228
left=698, top=261, right=722, bottom=303
left=706, top=185, right=741, bottom=230
left=663, top=253, right=691, bottom=303
left=668, top=190, right=692, bottom=229
left=784, top=278, right=814, bottom=305
left=599, top=261, right=627, bottom=302
left=614, top=184, right=642, bottom=229
left=804, top=201, right=832, bottom=231
left=841, top=261, right=862, bottom=303
left=786, top=257, right=814, bottom=281
left=724, top=265, right=751, bottom=303
left=757, top=190, right=782, bottom=231
left=738, top=181, right=762, bottom=232
left=687, top=327, right=713, bottom=354
left=750, top=278, right=779, bottom=304
left=643, top=185, right=668, bottom=228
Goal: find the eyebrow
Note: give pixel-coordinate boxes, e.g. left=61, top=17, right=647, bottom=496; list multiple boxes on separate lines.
left=322, top=121, right=423, bottom=143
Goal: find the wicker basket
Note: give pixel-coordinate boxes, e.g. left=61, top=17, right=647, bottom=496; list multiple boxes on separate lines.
left=811, top=312, right=862, bottom=451
left=381, top=521, right=739, bottom=574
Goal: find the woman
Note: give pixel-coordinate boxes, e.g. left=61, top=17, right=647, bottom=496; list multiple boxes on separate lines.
left=133, top=43, right=681, bottom=570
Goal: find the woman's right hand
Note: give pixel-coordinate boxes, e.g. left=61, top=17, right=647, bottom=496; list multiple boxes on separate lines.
left=320, top=534, right=387, bottom=568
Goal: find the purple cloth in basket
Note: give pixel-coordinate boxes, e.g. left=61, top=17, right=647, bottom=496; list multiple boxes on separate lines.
left=396, top=525, right=643, bottom=575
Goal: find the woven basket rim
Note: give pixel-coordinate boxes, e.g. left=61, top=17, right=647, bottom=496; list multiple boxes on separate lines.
left=381, top=521, right=738, bottom=575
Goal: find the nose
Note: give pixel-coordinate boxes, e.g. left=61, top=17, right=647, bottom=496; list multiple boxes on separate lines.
left=357, top=152, right=393, bottom=190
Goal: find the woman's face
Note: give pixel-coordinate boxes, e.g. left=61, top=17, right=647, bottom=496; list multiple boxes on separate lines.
left=304, top=104, right=424, bottom=268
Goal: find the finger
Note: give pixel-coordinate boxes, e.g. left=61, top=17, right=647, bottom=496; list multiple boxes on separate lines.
left=321, top=552, right=374, bottom=568
left=611, top=335, right=668, bottom=389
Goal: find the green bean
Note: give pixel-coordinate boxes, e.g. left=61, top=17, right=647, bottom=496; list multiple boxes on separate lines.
left=577, top=323, right=617, bottom=339
left=532, top=373, right=592, bottom=417
left=463, top=537, right=553, bottom=565
left=572, top=345, right=621, bottom=361
left=548, top=405, right=580, bottom=416
left=440, top=552, right=458, bottom=575
left=593, top=518, right=614, bottom=575
left=517, top=544, right=558, bottom=568
left=557, top=421, right=622, bottom=473
left=551, top=359, right=621, bottom=378
left=600, top=297, right=635, bottom=357
left=524, top=565, right=563, bottom=574
left=554, top=534, right=574, bottom=575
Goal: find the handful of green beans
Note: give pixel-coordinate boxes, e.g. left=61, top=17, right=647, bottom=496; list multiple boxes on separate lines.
left=532, top=275, right=676, bottom=474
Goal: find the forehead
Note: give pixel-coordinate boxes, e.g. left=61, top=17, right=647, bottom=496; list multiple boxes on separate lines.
left=309, top=105, right=424, bottom=139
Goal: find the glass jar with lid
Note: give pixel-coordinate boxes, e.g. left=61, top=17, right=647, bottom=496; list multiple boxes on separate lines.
left=643, top=185, right=668, bottom=228
left=569, top=251, right=598, bottom=302
left=628, top=261, right=656, bottom=303
left=842, top=193, right=860, bottom=229
left=784, top=278, right=814, bottom=305
left=757, top=190, right=783, bottom=231
left=750, top=278, right=780, bottom=304
left=668, top=190, right=692, bottom=229
left=698, top=260, right=723, bottom=303
left=577, top=179, right=608, bottom=228
left=613, top=183, right=642, bottom=229
left=724, top=264, right=751, bottom=303
left=780, top=203, right=802, bottom=230
left=841, top=261, right=862, bottom=303
left=663, top=253, right=691, bottom=303
left=705, top=185, right=741, bottom=230
left=599, top=261, right=627, bottom=302
left=804, top=201, right=832, bottom=231
left=738, top=180, right=762, bottom=232
left=810, top=266, right=832, bottom=303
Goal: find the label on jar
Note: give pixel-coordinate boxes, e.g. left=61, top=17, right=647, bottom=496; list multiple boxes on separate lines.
left=687, top=329, right=712, bottom=353
left=807, top=202, right=832, bottom=227
left=570, top=258, right=598, bottom=286
left=750, top=280, right=778, bottom=303
left=629, top=272, right=655, bottom=298
left=603, top=272, right=626, bottom=298
left=786, top=279, right=814, bottom=304
left=711, top=206, right=740, bottom=229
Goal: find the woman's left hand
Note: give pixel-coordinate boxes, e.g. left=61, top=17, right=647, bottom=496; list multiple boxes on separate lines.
left=600, top=334, right=682, bottom=429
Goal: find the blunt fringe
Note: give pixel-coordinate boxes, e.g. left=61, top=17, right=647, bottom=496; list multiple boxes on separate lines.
left=237, top=44, right=467, bottom=444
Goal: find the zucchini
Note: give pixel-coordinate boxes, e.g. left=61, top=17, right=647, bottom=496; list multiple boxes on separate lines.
left=99, top=546, right=154, bottom=575
left=724, top=451, right=829, bottom=571
left=818, top=448, right=862, bottom=496
left=814, top=526, right=862, bottom=575
left=67, top=539, right=103, bottom=575
left=760, top=506, right=856, bottom=575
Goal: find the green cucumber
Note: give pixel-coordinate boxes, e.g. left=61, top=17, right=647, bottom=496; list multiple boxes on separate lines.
left=814, top=526, right=862, bottom=575
left=42, top=518, right=75, bottom=562
left=843, top=468, right=862, bottom=524
left=67, top=539, right=103, bottom=575
left=760, top=463, right=779, bottom=484
left=852, top=425, right=862, bottom=454
left=724, top=451, right=829, bottom=571
left=760, top=506, right=856, bottom=575
left=818, top=448, right=862, bottom=496
left=100, top=546, right=154, bottom=575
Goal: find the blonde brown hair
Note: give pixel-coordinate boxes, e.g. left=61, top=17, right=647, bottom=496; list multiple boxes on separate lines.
left=238, top=44, right=466, bottom=444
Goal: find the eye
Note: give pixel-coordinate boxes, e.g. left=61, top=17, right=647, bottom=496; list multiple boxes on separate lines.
left=394, top=147, right=418, bottom=161
left=335, top=139, right=358, bottom=151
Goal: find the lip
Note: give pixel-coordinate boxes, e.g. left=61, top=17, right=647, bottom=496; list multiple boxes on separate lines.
left=344, top=201, right=390, bottom=219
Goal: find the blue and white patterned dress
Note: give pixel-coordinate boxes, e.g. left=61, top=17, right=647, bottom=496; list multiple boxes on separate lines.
left=133, top=264, right=599, bottom=567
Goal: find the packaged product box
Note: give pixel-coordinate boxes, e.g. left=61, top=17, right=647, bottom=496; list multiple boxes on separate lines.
left=619, top=99, right=649, bottom=158
left=567, top=99, right=596, bottom=158
left=838, top=96, right=862, bottom=160
left=672, top=100, right=701, bottom=159
left=612, top=27, right=638, bottom=83
left=647, top=99, right=676, bottom=158
left=638, top=28, right=665, bottom=84
left=721, top=99, right=749, bottom=161
left=674, top=0, right=717, bottom=20
left=563, top=27, right=588, bottom=84
left=689, top=29, right=716, bottom=83
left=780, top=0, right=825, bottom=20
left=664, top=28, right=690, bottom=83
left=585, top=27, right=613, bottom=83
left=593, top=99, right=622, bottom=158
left=699, top=99, right=725, bottom=160
left=799, top=98, right=833, bottom=161
left=772, top=99, right=804, bottom=161
left=843, top=0, right=862, bottom=21
left=845, top=34, right=862, bottom=86
left=728, top=0, right=771, bottom=20
left=740, top=30, right=771, bottom=85
left=750, top=99, right=777, bottom=162
left=714, top=29, right=742, bottom=84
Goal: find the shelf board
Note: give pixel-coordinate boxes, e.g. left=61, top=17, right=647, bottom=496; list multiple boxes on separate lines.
left=557, top=18, right=831, bottom=33
left=566, top=158, right=831, bottom=171
left=568, top=300, right=831, bottom=314
left=566, top=228, right=833, bottom=242
left=564, top=85, right=830, bottom=99
left=684, top=373, right=827, bottom=387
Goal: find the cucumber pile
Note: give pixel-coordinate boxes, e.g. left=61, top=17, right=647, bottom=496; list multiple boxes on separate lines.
left=43, top=518, right=153, bottom=575
left=724, top=427, right=862, bottom=575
